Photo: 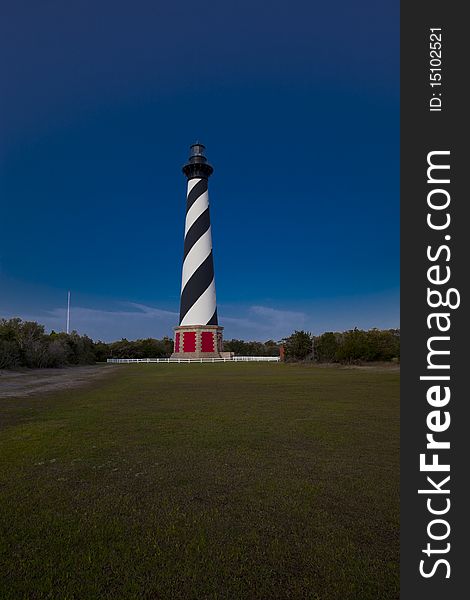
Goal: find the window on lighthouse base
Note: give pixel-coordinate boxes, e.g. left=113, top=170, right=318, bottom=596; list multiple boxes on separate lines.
left=201, top=331, right=215, bottom=352
left=175, top=332, right=180, bottom=353
left=183, top=332, right=196, bottom=352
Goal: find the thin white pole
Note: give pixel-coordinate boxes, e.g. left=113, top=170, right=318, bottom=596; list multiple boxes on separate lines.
left=66, top=291, right=71, bottom=334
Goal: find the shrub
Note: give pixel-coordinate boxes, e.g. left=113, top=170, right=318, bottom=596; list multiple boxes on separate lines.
left=282, top=331, right=313, bottom=361
left=0, top=340, right=21, bottom=369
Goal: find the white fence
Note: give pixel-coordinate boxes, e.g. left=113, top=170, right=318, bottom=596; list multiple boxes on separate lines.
left=107, top=356, right=280, bottom=364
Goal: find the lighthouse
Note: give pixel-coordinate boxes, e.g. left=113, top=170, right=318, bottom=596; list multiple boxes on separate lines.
left=171, top=143, right=223, bottom=358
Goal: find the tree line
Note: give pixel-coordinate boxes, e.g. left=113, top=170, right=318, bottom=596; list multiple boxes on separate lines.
left=0, top=318, right=96, bottom=369
left=0, top=319, right=176, bottom=368
left=283, top=328, right=400, bottom=363
left=1, top=318, right=399, bottom=369
left=223, top=339, right=280, bottom=356
left=95, top=337, right=174, bottom=361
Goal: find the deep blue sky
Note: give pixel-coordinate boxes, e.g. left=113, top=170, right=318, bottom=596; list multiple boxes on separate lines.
left=0, top=0, right=399, bottom=341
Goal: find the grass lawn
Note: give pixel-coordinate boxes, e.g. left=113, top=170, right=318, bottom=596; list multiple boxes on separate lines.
left=0, top=363, right=399, bottom=599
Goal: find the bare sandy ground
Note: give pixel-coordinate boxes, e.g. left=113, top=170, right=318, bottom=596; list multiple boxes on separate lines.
left=0, top=364, right=119, bottom=398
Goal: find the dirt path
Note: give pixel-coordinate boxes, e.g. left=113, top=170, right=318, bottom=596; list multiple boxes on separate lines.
left=0, top=364, right=120, bottom=398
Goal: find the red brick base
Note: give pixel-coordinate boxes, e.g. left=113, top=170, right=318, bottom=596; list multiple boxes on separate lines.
left=171, top=325, right=224, bottom=359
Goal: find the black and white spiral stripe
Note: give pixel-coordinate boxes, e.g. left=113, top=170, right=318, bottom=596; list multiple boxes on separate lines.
left=179, top=177, right=218, bottom=326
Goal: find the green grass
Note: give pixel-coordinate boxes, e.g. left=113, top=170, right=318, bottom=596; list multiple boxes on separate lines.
left=0, top=364, right=399, bottom=599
